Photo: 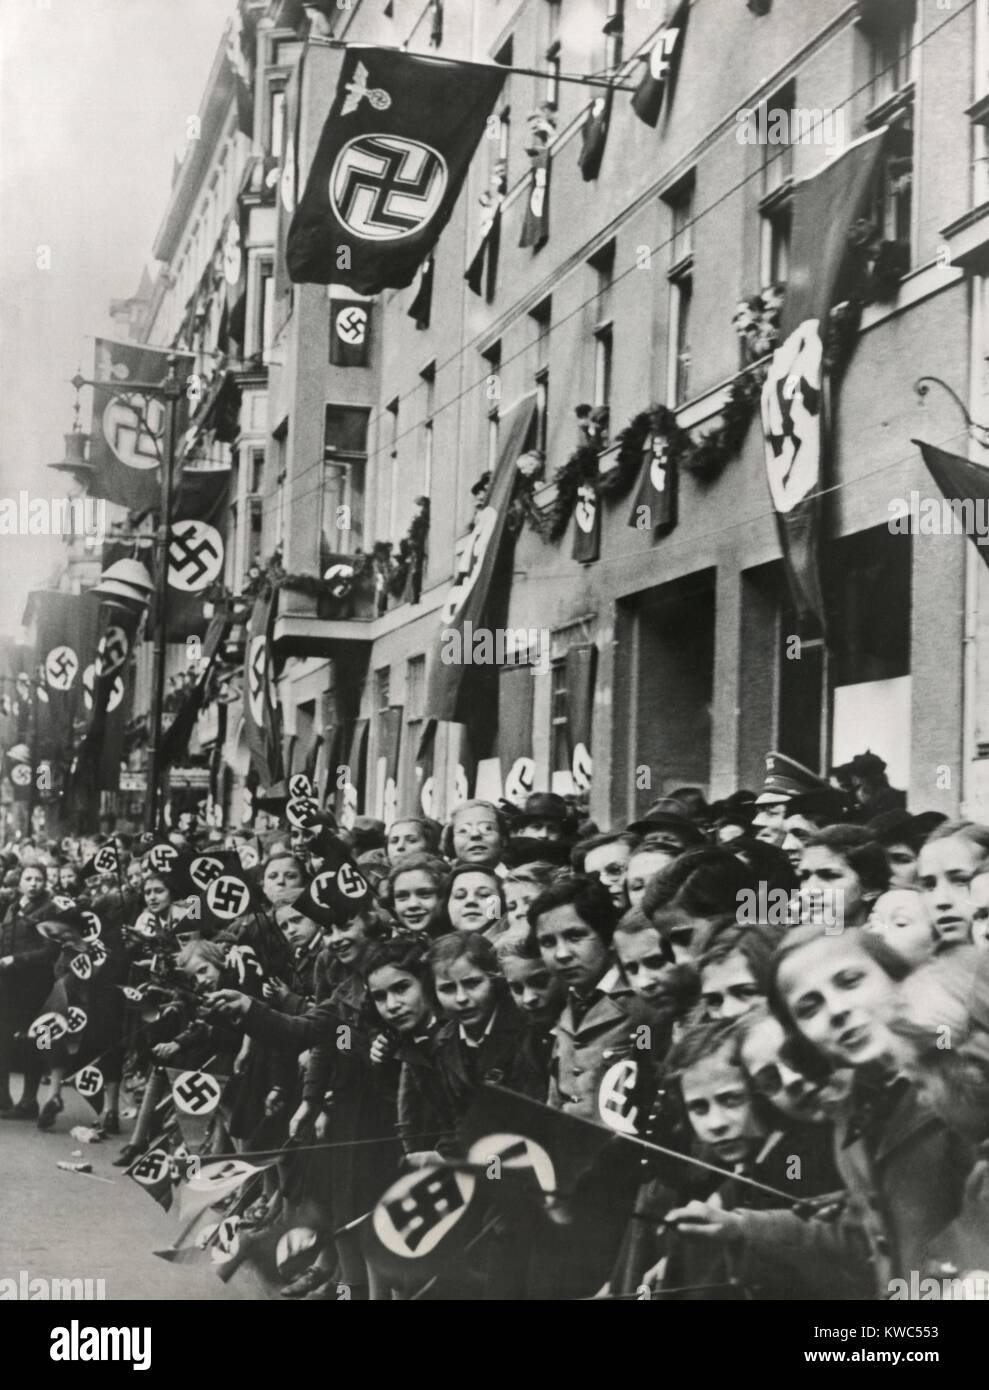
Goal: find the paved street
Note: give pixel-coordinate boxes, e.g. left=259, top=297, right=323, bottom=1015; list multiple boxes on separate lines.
left=0, top=1081, right=249, bottom=1301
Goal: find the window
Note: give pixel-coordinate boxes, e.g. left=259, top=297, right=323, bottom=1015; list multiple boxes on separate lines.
left=589, top=238, right=615, bottom=315
left=604, top=0, right=625, bottom=70
left=269, top=85, right=286, bottom=159
left=385, top=397, right=400, bottom=537
left=664, top=177, right=694, bottom=406
left=494, top=38, right=514, bottom=182
left=404, top=655, right=426, bottom=812
left=481, top=341, right=501, bottom=474
left=868, top=2, right=917, bottom=108
left=250, top=447, right=265, bottom=497
left=865, top=4, right=916, bottom=264
left=376, top=667, right=390, bottom=712
left=550, top=661, right=570, bottom=778
left=545, top=39, right=561, bottom=110
left=323, top=404, right=369, bottom=553
left=594, top=325, right=613, bottom=414
left=761, top=81, right=795, bottom=199
left=666, top=175, right=694, bottom=269
left=760, top=203, right=791, bottom=288
left=669, top=274, right=692, bottom=406
left=420, top=361, right=436, bottom=498
left=272, top=419, right=288, bottom=555
left=253, top=260, right=274, bottom=362
left=531, top=300, right=551, bottom=454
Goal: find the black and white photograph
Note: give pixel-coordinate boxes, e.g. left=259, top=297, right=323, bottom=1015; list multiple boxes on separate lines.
left=0, top=0, right=986, bottom=1350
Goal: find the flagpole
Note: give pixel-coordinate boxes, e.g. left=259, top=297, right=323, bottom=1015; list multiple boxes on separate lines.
left=307, top=37, right=641, bottom=92
left=146, top=356, right=181, bottom=833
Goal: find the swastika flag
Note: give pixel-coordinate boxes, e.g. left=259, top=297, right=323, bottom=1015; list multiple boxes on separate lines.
left=155, top=467, right=231, bottom=640
left=88, top=339, right=194, bottom=511
left=330, top=296, right=372, bottom=366
left=287, top=47, right=505, bottom=295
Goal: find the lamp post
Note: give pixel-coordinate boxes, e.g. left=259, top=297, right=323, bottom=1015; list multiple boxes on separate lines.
left=71, top=355, right=183, bottom=832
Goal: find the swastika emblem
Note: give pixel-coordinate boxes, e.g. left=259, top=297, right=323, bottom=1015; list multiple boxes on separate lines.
left=530, top=168, right=547, bottom=220
left=575, top=485, right=597, bottom=533
left=276, top=1226, right=320, bottom=1276
left=287, top=797, right=320, bottom=829
left=206, top=875, right=252, bottom=920
left=148, top=843, right=179, bottom=873
left=66, top=1006, right=88, bottom=1034
left=96, top=626, right=129, bottom=676
left=75, top=1065, right=104, bottom=1098
left=82, top=664, right=124, bottom=713
left=375, top=1168, right=474, bottom=1258
left=197, top=1217, right=241, bottom=1263
left=10, top=764, right=32, bottom=787
left=88, top=940, right=108, bottom=970
left=466, top=1132, right=556, bottom=1195
left=102, top=395, right=164, bottom=470
left=52, top=895, right=75, bottom=912
left=93, top=846, right=118, bottom=874
left=29, top=1012, right=68, bottom=1048
left=289, top=774, right=312, bottom=799
left=168, top=520, right=223, bottom=592
left=330, top=135, right=448, bottom=242
left=322, top=563, right=354, bottom=597
left=336, top=305, right=367, bottom=345
left=440, top=507, right=496, bottom=625
left=337, top=862, right=368, bottom=899
left=247, top=636, right=267, bottom=728
left=172, top=1070, right=222, bottom=1115
left=45, top=645, right=78, bottom=690
left=189, top=855, right=226, bottom=890
left=504, top=756, right=535, bottom=806
left=598, top=1059, right=641, bottom=1136
left=70, top=952, right=93, bottom=981
left=571, top=741, right=593, bottom=793
left=131, top=1149, right=171, bottom=1185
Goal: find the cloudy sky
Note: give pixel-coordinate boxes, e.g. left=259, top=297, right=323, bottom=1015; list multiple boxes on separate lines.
left=0, top=0, right=233, bottom=635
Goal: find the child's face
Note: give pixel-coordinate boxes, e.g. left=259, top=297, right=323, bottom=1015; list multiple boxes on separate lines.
left=279, top=906, right=321, bottom=951
left=188, top=957, right=220, bottom=990
left=533, top=904, right=609, bottom=993
left=325, top=915, right=367, bottom=966
left=625, top=850, right=674, bottom=908
left=504, top=879, right=540, bottom=928
left=433, top=956, right=498, bottom=1028
left=798, top=845, right=868, bottom=927
left=700, top=951, right=762, bottom=1021
left=392, top=870, right=440, bottom=931
left=868, top=889, right=935, bottom=967
left=368, top=965, right=430, bottom=1033
left=263, top=856, right=304, bottom=905
left=448, top=871, right=501, bottom=931
left=499, top=954, right=563, bottom=1021
left=583, top=841, right=631, bottom=907
left=740, top=1015, right=824, bottom=1124
left=680, top=1051, right=765, bottom=1165
left=884, top=840, right=918, bottom=889
left=777, top=937, right=898, bottom=1069
left=614, top=925, right=673, bottom=1001
left=917, top=835, right=982, bottom=948
left=387, top=821, right=429, bottom=863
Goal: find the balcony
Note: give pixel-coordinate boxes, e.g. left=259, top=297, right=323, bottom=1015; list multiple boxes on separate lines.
left=271, top=575, right=377, bottom=659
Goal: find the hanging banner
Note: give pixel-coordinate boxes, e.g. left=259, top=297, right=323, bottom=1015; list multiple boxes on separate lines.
left=242, top=592, right=283, bottom=792
left=628, top=428, right=678, bottom=533
left=287, top=47, right=505, bottom=295
left=565, top=644, right=597, bottom=795
left=76, top=598, right=139, bottom=792
left=377, top=706, right=403, bottom=825
left=498, top=666, right=535, bottom=807
left=760, top=128, right=886, bottom=636
left=415, top=718, right=437, bottom=819
left=88, top=339, right=194, bottom=512
left=578, top=89, right=612, bottom=182
left=424, top=392, right=537, bottom=723
left=159, top=469, right=231, bottom=640
left=631, top=0, right=690, bottom=128
left=519, top=147, right=550, bottom=250
left=329, top=296, right=372, bottom=366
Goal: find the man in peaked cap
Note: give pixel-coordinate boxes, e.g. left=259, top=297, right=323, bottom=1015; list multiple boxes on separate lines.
left=752, top=752, right=832, bottom=848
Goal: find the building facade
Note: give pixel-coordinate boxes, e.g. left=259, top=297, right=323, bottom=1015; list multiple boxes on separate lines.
left=108, top=0, right=989, bottom=832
